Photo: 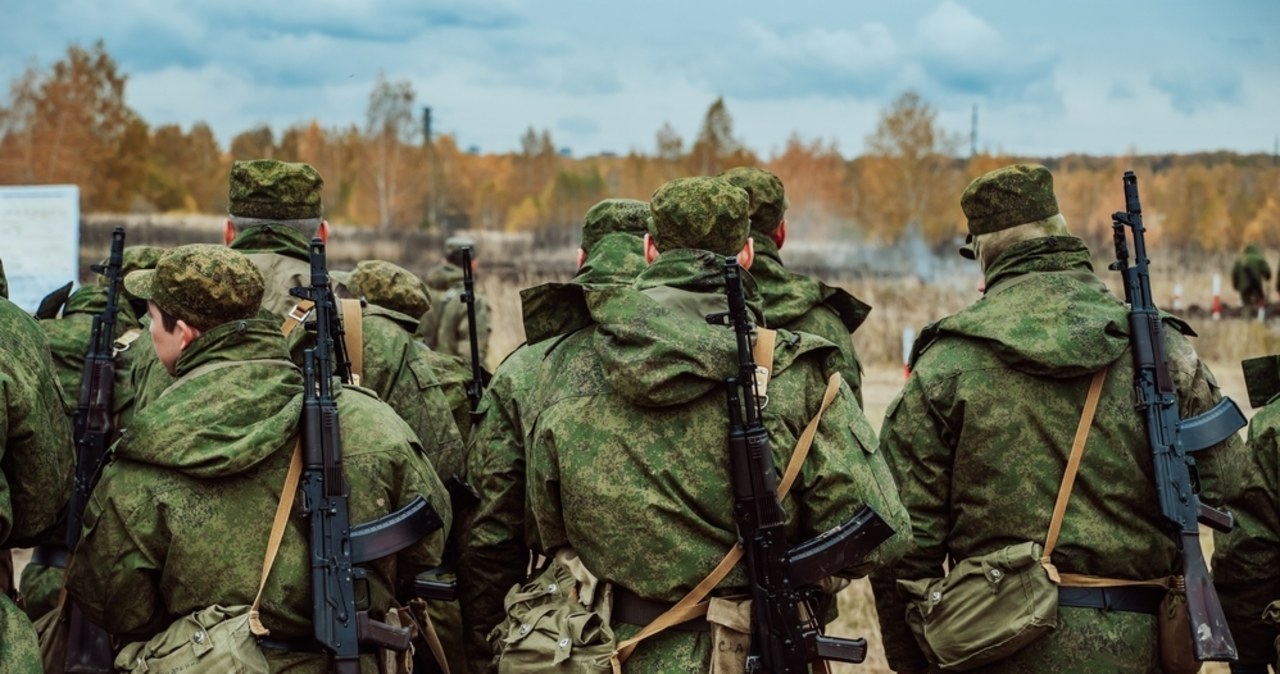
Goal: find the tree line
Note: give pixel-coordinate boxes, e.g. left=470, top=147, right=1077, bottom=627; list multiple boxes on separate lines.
left=2, top=41, right=1277, bottom=252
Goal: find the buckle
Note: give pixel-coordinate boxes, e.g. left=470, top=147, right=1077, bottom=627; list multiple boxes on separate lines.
left=287, top=302, right=314, bottom=325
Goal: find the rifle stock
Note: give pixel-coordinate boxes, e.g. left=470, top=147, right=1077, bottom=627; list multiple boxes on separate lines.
left=460, top=245, right=484, bottom=411
left=1109, top=171, right=1244, bottom=662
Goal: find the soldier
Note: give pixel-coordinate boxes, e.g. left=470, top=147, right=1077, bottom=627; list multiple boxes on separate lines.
left=458, top=197, right=651, bottom=671
left=1231, top=243, right=1271, bottom=310
left=130, top=159, right=466, bottom=481
left=871, top=164, right=1244, bottom=673
left=64, top=244, right=451, bottom=672
left=478, top=178, right=908, bottom=672
left=341, top=260, right=473, bottom=442
left=1213, top=355, right=1280, bottom=673
left=0, top=258, right=75, bottom=672
left=718, top=166, right=871, bottom=404
left=418, top=235, right=492, bottom=370
left=21, top=245, right=163, bottom=620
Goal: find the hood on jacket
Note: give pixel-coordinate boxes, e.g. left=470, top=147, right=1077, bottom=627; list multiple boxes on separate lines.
left=425, top=263, right=463, bottom=292
left=228, top=223, right=312, bottom=262
left=584, top=249, right=804, bottom=408
left=121, top=319, right=303, bottom=478
left=921, top=236, right=1131, bottom=378
left=751, top=238, right=870, bottom=333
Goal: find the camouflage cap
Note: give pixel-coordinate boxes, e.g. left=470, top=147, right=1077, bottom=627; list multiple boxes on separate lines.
left=581, top=199, right=650, bottom=253
left=124, top=244, right=265, bottom=331
left=961, top=164, right=1060, bottom=237
left=97, top=245, right=165, bottom=287
left=649, top=177, right=750, bottom=256
left=347, top=259, right=432, bottom=318
left=718, top=166, right=788, bottom=235
left=228, top=159, right=323, bottom=220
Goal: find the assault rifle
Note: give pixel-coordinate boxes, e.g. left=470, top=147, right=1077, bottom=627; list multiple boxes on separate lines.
left=1109, top=171, right=1246, bottom=662
left=716, top=256, right=895, bottom=673
left=63, top=227, right=126, bottom=673
left=291, top=238, right=446, bottom=673
left=459, top=245, right=485, bottom=411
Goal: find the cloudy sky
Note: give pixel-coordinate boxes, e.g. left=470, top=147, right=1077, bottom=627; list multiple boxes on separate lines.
left=3, top=0, right=1276, bottom=159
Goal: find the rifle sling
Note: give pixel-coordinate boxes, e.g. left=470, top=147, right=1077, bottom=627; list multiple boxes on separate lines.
left=249, top=439, right=303, bottom=637
left=612, top=330, right=843, bottom=670
left=283, top=299, right=365, bottom=384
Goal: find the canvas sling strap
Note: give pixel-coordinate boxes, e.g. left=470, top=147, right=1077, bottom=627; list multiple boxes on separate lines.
left=112, top=328, right=144, bottom=356
left=281, top=298, right=365, bottom=384
left=611, top=328, right=845, bottom=672
left=1039, top=368, right=1172, bottom=593
left=248, top=438, right=302, bottom=636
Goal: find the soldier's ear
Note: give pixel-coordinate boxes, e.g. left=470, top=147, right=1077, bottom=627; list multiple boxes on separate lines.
left=644, top=234, right=659, bottom=265
left=319, top=221, right=330, bottom=243
left=773, top=219, right=787, bottom=249
left=576, top=248, right=587, bottom=269
left=224, top=219, right=236, bottom=246
left=737, top=237, right=755, bottom=270
left=177, top=320, right=202, bottom=350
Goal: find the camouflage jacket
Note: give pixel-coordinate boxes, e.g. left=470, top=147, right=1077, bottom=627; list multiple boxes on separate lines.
left=871, top=236, right=1245, bottom=672
left=65, top=319, right=450, bottom=673
left=39, top=285, right=146, bottom=416
left=1, top=295, right=75, bottom=546
left=457, top=231, right=649, bottom=672
left=1231, top=243, right=1271, bottom=305
left=519, top=249, right=909, bottom=672
left=418, top=263, right=492, bottom=368
left=1213, top=356, right=1280, bottom=667
left=750, top=237, right=870, bottom=405
left=228, top=223, right=313, bottom=319
left=1, top=294, right=74, bottom=673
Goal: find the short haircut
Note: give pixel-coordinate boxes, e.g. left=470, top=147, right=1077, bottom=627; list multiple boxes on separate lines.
left=228, top=215, right=322, bottom=237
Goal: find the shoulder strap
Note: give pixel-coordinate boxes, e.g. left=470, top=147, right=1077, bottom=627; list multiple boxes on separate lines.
left=611, top=370, right=844, bottom=670
left=249, top=439, right=303, bottom=636
left=112, top=328, right=144, bottom=356
left=281, top=300, right=315, bottom=338
left=1040, top=368, right=1107, bottom=583
left=340, top=299, right=364, bottom=384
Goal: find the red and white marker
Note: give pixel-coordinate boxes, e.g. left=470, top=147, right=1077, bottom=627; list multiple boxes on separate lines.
left=1172, top=282, right=1183, bottom=312
left=902, top=327, right=916, bottom=380
left=1211, top=274, right=1222, bottom=320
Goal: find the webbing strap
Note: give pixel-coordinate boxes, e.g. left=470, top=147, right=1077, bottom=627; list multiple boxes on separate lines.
left=281, top=300, right=315, bottom=338
left=610, top=370, right=845, bottom=671
left=249, top=440, right=303, bottom=636
left=1041, top=368, right=1107, bottom=583
left=340, top=299, right=364, bottom=384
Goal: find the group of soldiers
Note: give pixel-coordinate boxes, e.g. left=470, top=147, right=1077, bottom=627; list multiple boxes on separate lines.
left=0, top=158, right=1276, bottom=673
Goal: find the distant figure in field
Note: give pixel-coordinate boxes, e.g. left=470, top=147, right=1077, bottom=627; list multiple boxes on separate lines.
left=1231, top=243, right=1271, bottom=309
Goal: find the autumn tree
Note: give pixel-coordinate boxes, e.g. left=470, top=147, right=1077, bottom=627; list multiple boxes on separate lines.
left=767, top=135, right=851, bottom=238
left=852, top=90, right=962, bottom=244
left=365, top=73, right=419, bottom=230
left=687, top=97, right=755, bottom=176
left=229, top=125, right=275, bottom=161
left=0, top=41, right=148, bottom=211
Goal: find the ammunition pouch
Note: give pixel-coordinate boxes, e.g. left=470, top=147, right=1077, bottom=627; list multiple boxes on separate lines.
left=115, top=604, right=269, bottom=674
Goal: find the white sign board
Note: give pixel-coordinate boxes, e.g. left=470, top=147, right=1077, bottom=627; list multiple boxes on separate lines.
left=0, top=185, right=80, bottom=313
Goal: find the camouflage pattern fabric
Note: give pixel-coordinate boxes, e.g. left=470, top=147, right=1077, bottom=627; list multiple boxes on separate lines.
left=0, top=594, right=41, bottom=674
left=0, top=294, right=74, bottom=671
left=96, top=245, right=165, bottom=288
left=1231, top=243, right=1272, bottom=307
left=580, top=199, right=649, bottom=253
left=64, top=319, right=450, bottom=673
left=1213, top=356, right=1280, bottom=669
left=750, top=236, right=870, bottom=405
left=228, top=159, right=323, bottom=220
left=456, top=225, right=668, bottom=672
left=961, top=164, right=1060, bottom=235
left=515, top=249, right=909, bottom=672
left=417, top=262, right=492, bottom=368
left=347, top=260, right=432, bottom=319
left=870, top=236, right=1245, bottom=673
left=125, top=244, right=265, bottom=332
left=717, top=166, right=788, bottom=236
left=649, top=177, right=750, bottom=255
left=0, top=258, right=7, bottom=298
left=229, top=223, right=314, bottom=319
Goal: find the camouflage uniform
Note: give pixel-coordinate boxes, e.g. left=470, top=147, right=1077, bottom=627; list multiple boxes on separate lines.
left=871, top=165, right=1245, bottom=674
left=719, top=167, right=870, bottom=404
left=1213, top=356, right=1280, bottom=671
left=1230, top=243, right=1272, bottom=308
left=346, top=260, right=474, bottom=441
left=504, top=179, right=909, bottom=672
left=458, top=198, right=651, bottom=672
left=64, top=245, right=451, bottom=674
left=21, top=246, right=164, bottom=620
left=418, top=236, right=493, bottom=369
left=0, top=265, right=75, bottom=673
